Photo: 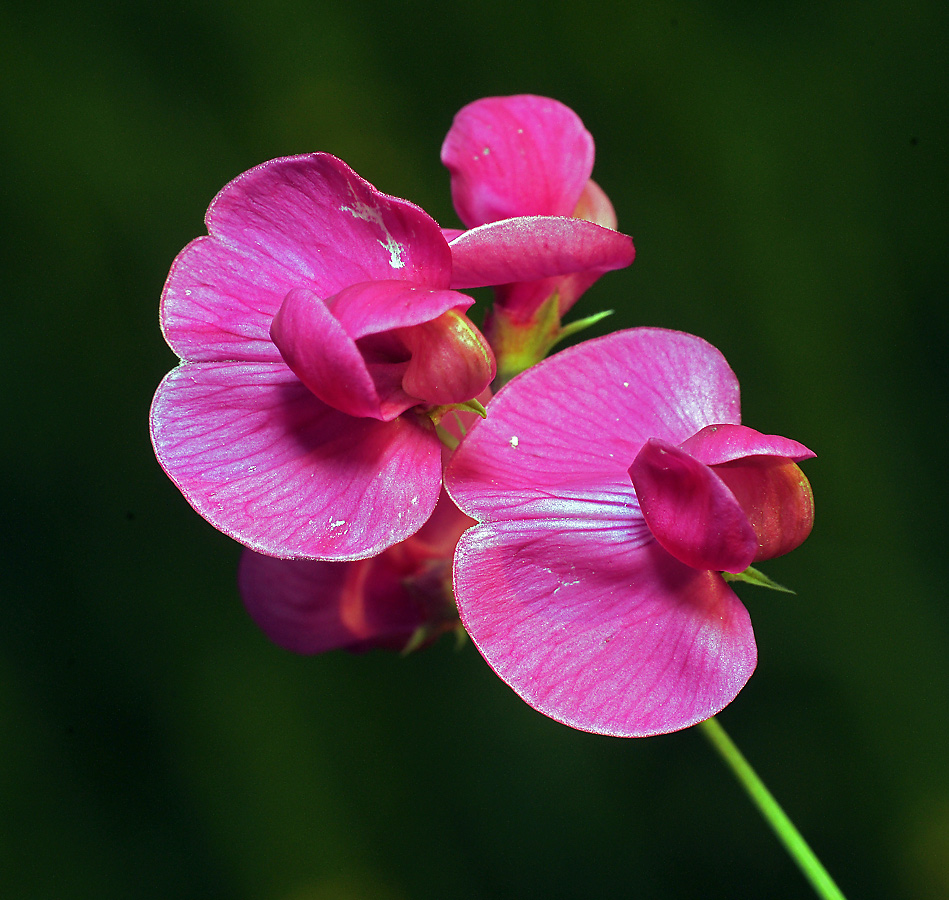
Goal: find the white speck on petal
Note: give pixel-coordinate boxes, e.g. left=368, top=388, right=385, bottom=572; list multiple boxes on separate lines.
left=329, top=519, right=346, bottom=529
left=411, top=496, right=419, bottom=506
left=623, top=382, right=629, bottom=388
left=482, top=146, right=490, bottom=155
left=341, top=198, right=405, bottom=269
left=509, top=435, right=519, bottom=448
left=382, top=235, right=405, bottom=269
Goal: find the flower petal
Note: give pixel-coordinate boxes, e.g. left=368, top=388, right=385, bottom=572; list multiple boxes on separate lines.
left=630, top=438, right=758, bottom=573
left=238, top=553, right=427, bottom=654
left=712, top=458, right=815, bottom=561
left=441, top=95, right=594, bottom=227
left=572, top=178, right=617, bottom=229
left=271, top=288, right=405, bottom=420
left=446, top=329, right=741, bottom=521
left=327, top=280, right=475, bottom=339
left=453, top=520, right=757, bottom=736
left=271, top=283, right=478, bottom=420
left=150, top=361, right=442, bottom=559
left=239, top=488, right=471, bottom=653
left=679, top=423, right=815, bottom=465
left=161, top=153, right=451, bottom=362
left=447, top=216, right=634, bottom=290
left=399, top=310, right=496, bottom=405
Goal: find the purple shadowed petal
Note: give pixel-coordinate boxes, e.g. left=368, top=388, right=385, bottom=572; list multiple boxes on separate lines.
left=150, top=361, right=442, bottom=560
left=630, top=438, right=758, bottom=574
left=680, top=423, right=815, bottom=466
left=161, top=154, right=452, bottom=362
left=448, top=216, right=634, bottom=290
left=446, top=329, right=741, bottom=521
left=453, top=520, right=756, bottom=737
left=441, top=95, right=594, bottom=227
left=238, top=553, right=427, bottom=654
left=238, top=488, right=472, bottom=654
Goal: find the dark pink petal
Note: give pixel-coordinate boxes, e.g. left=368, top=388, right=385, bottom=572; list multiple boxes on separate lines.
left=448, top=216, right=634, bottom=290
left=271, top=288, right=409, bottom=421
left=150, top=361, right=442, bottom=560
left=630, top=438, right=758, bottom=574
left=446, top=329, right=740, bottom=521
left=271, top=283, right=478, bottom=420
left=679, top=423, right=815, bottom=466
left=442, top=95, right=594, bottom=227
left=327, top=280, right=475, bottom=339
left=399, top=311, right=496, bottom=405
left=713, top=459, right=815, bottom=561
left=161, top=154, right=451, bottom=362
left=453, top=521, right=756, bottom=736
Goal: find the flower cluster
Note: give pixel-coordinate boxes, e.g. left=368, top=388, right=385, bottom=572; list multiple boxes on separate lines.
left=151, top=95, right=813, bottom=736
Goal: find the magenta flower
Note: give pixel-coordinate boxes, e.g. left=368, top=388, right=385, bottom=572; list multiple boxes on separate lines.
left=151, top=153, right=495, bottom=561
left=446, top=328, right=815, bottom=737
left=239, top=489, right=472, bottom=653
left=442, top=95, right=634, bottom=344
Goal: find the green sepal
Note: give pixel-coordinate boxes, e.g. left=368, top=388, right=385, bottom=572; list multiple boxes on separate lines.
left=400, top=624, right=431, bottom=656
left=553, top=308, right=614, bottom=346
left=455, top=398, right=487, bottom=418
left=722, top=565, right=796, bottom=594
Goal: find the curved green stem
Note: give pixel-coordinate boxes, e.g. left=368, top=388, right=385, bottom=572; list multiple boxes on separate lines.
left=698, top=716, right=847, bottom=900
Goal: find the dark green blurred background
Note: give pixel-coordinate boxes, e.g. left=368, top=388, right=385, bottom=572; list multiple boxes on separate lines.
left=3, top=1, right=947, bottom=897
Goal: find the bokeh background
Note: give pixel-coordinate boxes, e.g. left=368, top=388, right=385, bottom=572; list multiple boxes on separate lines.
left=3, top=1, right=947, bottom=897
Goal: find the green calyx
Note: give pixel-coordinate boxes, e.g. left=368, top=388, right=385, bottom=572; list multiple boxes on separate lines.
left=487, top=294, right=614, bottom=389
left=722, top=565, right=796, bottom=594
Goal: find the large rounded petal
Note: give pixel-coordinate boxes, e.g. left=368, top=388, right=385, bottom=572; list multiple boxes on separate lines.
left=630, top=438, right=758, bottom=574
left=448, top=216, right=634, bottom=291
left=446, top=329, right=741, bottom=520
left=161, top=154, right=452, bottom=362
left=150, top=361, right=442, bottom=560
left=453, top=520, right=757, bottom=736
left=441, top=95, right=594, bottom=226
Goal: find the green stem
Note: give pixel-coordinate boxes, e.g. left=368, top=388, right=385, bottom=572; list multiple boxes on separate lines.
left=698, top=716, right=847, bottom=900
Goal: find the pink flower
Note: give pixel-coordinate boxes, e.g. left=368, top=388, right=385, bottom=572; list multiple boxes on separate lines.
left=151, top=153, right=495, bottom=561
left=445, top=328, right=815, bottom=737
left=239, top=489, right=473, bottom=653
left=442, top=95, right=634, bottom=353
